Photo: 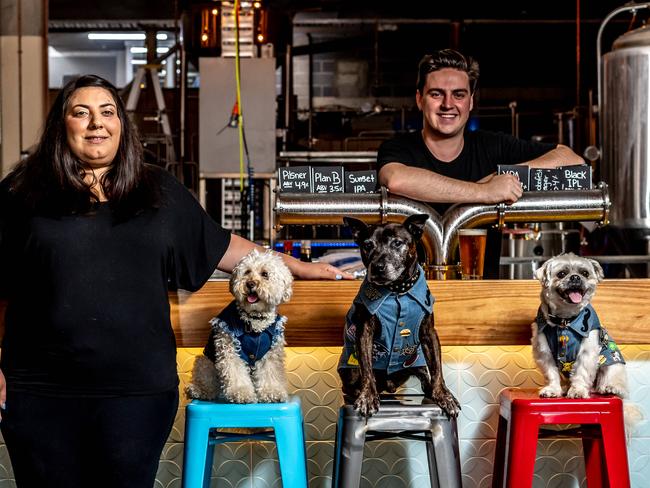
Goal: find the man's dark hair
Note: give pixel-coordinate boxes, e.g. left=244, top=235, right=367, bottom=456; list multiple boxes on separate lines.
left=9, top=74, right=159, bottom=218
left=416, top=49, right=480, bottom=94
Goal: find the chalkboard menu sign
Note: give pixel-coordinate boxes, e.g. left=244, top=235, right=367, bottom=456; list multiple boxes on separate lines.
left=497, top=165, right=530, bottom=191
left=312, top=166, right=344, bottom=193
left=345, top=170, right=377, bottom=193
left=530, top=168, right=562, bottom=191
left=558, top=164, right=592, bottom=190
left=277, top=166, right=312, bottom=193
left=530, top=165, right=592, bottom=191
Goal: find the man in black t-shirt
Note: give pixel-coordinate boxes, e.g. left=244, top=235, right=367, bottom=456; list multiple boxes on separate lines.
left=378, top=49, right=584, bottom=216
left=377, top=49, right=585, bottom=277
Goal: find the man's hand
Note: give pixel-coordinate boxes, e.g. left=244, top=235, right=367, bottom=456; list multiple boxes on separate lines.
left=476, top=173, right=523, bottom=204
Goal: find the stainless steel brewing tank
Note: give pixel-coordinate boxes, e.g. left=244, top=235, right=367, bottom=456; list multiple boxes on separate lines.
left=602, top=25, right=650, bottom=229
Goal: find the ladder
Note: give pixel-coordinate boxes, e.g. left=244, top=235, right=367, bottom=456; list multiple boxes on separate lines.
left=125, top=65, right=177, bottom=165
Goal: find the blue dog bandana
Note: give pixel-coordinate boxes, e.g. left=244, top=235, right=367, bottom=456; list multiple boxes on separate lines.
left=536, top=304, right=625, bottom=379
left=338, top=265, right=433, bottom=374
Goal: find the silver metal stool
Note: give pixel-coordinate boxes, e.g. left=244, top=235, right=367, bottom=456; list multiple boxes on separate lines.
left=331, top=394, right=462, bottom=488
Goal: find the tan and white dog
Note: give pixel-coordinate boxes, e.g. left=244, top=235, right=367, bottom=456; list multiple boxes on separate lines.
left=531, top=253, right=644, bottom=436
left=531, top=253, right=628, bottom=399
left=186, top=249, right=293, bottom=403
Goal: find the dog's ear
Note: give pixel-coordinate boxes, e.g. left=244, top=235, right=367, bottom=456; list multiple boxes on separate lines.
left=588, top=258, right=604, bottom=282
left=270, top=252, right=294, bottom=303
left=535, top=258, right=552, bottom=287
left=403, top=214, right=429, bottom=241
left=343, top=217, right=369, bottom=245
left=281, top=264, right=294, bottom=303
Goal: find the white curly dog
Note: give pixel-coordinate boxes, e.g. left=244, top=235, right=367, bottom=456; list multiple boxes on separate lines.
left=186, top=249, right=293, bottom=403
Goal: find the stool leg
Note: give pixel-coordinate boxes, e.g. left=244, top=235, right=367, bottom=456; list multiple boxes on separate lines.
left=182, top=417, right=213, bottom=488
left=426, top=417, right=462, bottom=488
left=331, top=408, right=365, bottom=488
left=505, top=413, right=539, bottom=488
left=600, top=414, right=631, bottom=488
left=331, top=420, right=343, bottom=488
left=274, top=416, right=309, bottom=488
left=583, top=434, right=607, bottom=488
left=492, top=414, right=509, bottom=488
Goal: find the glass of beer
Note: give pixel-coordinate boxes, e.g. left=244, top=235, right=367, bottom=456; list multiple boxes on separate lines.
left=458, top=229, right=488, bottom=279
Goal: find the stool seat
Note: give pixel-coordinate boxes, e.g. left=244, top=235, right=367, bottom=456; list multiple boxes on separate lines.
left=331, top=394, right=462, bottom=488
left=492, top=388, right=630, bottom=488
left=182, top=397, right=308, bottom=488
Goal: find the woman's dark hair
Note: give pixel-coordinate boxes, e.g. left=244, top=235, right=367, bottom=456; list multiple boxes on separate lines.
left=10, top=74, right=159, bottom=217
left=416, top=49, right=480, bottom=94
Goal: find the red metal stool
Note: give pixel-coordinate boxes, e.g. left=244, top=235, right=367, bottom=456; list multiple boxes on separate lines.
left=492, top=388, right=630, bottom=488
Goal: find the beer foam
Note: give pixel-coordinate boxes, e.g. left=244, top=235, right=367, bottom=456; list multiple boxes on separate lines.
left=458, top=229, right=488, bottom=236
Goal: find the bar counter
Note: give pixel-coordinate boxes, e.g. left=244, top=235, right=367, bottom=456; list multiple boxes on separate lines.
left=1, top=280, right=650, bottom=487
left=169, top=279, right=650, bottom=347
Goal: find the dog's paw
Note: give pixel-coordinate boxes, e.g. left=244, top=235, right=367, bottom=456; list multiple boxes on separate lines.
left=435, top=392, right=461, bottom=418
left=224, top=380, right=258, bottom=404
left=597, top=384, right=627, bottom=398
left=539, top=385, right=562, bottom=398
left=354, top=392, right=380, bottom=417
left=567, top=384, right=590, bottom=398
left=427, top=386, right=461, bottom=418
left=228, top=390, right=258, bottom=403
left=257, top=390, right=289, bottom=403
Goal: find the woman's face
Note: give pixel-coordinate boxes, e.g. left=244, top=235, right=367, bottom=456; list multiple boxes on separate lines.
left=65, top=86, right=122, bottom=168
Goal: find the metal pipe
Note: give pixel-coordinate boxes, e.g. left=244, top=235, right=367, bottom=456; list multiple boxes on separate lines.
left=274, top=188, right=444, bottom=265
left=441, top=183, right=610, bottom=264
left=274, top=184, right=610, bottom=276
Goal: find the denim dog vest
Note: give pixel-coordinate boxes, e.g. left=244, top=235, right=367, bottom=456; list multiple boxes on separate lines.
left=205, top=300, right=285, bottom=366
left=338, top=265, right=433, bottom=374
left=536, top=304, right=625, bottom=378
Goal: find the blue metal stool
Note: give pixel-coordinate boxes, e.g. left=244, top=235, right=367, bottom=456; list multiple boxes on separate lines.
left=182, top=396, right=308, bottom=488
left=331, top=394, right=462, bottom=488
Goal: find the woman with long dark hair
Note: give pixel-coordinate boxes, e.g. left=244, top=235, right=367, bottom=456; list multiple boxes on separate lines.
left=0, top=74, right=349, bottom=488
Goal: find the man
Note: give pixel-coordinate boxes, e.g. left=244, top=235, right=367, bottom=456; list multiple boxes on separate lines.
left=378, top=49, right=584, bottom=215
left=377, top=49, right=585, bottom=277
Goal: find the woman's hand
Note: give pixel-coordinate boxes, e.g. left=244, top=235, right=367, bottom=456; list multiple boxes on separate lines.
left=0, top=368, right=6, bottom=420
left=290, top=260, right=355, bottom=280
left=219, top=235, right=354, bottom=280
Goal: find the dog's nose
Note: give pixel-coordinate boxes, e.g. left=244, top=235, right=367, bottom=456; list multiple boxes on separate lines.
left=569, top=274, right=581, bottom=284
left=246, top=280, right=256, bottom=290
left=374, top=262, right=386, bottom=273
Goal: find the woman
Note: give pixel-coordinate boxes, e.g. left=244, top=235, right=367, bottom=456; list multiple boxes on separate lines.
left=0, top=74, right=349, bottom=488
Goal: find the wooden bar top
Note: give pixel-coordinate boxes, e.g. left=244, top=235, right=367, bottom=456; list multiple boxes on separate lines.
left=1, top=280, right=648, bottom=347
left=170, top=279, right=650, bottom=347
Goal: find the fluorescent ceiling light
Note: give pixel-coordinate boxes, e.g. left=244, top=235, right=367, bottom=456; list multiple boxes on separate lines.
left=130, top=47, right=170, bottom=54
left=131, top=59, right=147, bottom=65
left=88, top=33, right=169, bottom=41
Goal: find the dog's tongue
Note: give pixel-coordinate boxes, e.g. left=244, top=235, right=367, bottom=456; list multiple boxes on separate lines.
left=568, top=291, right=583, bottom=304
left=247, top=293, right=259, bottom=304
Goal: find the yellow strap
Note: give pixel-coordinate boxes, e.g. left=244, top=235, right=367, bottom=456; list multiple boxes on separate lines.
left=234, top=0, right=244, bottom=191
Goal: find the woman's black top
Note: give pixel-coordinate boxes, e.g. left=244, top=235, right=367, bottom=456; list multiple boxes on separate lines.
left=0, top=166, right=231, bottom=396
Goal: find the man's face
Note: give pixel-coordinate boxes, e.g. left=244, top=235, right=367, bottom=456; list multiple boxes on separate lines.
left=416, top=68, right=473, bottom=139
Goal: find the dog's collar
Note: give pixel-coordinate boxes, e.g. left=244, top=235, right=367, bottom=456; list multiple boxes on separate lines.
left=546, top=312, right=579, bottom=328
left=386, top=267, right=420, bottom=294
left=236, top=306, right=276, bottom=333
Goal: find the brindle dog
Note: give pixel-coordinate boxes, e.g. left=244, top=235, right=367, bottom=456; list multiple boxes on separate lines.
left=338, top=214, right=460, bottom=418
